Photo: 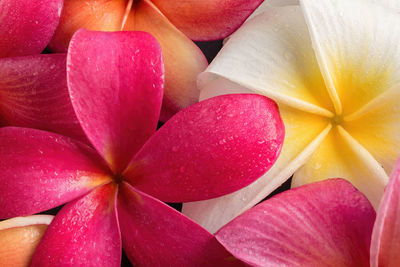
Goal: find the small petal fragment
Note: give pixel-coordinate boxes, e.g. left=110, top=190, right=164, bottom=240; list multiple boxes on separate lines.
left=300, top=0, right=400, bottom=116
left=118, top=182, right=243, bottom=267
left=0, top=54, right=85, bottom=141
left=0, top=215, right=53, bottom=267
left=0, top=0, right=63, bottom=57
left=67, top=30, right=164, bottom=173
left=123, top=0, right=208, bottom=120
left=49, top=0, right=128, bottom=52
left=183, top=102, right=330, bottom=233
left=124, top=94, right=284, bottom=202
left=31, top=184, right=121, bottom=267
left=0, top=127, right=110, bottom=218
left=151, top=0, right=263, bottom=41
left=216, top=179, right=375, bottom=267
left=371, top=158, right=400, bottom=266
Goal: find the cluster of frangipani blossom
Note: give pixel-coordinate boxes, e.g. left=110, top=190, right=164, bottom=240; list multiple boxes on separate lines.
left=1, top=0, right=400, bottom=266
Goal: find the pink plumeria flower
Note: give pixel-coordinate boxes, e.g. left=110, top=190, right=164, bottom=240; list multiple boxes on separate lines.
left=0, top=215, right=53, bottom=266
left=184, top=0, right=400, bottom=233
left=0, top=30, right=284, bottom=266
left=48, top=0, right=263, bottom=120
left=0, top=0, right=85, bottom=140
left=216, top=157, right=400, bottom=266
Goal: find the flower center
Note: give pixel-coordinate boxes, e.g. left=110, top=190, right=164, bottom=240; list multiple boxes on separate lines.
left=331, top=114, right=343, bottom=126
left=113, top=173, right=124, bottom=184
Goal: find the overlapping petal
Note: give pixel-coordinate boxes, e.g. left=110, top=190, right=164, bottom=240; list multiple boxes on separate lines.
left=183, top=104, right=330, bottom=233
left=48, top=0, right=128, bottom=52
left=216, top=179, right=375, bottom=267
left=0, top=127, right=111, bottom=218
left=0, top=0, right=63, bottom=57
left=0, top=54, right=85, bottom=141
left=123, top=0, right=208, bottom=120
left=370, top=158, right=400, bottom=266
left=117, top=182, right=242, bottom=267
left=301, top=0, right=400, bottom=116
left=124, top=94, right=284, bottom=203
left=199, top=5, right=334, bottom=117
left=292, top=127, right=388, bottom=209
left=0, top=215, right=53, bottom=267
left=151, top=0, right=263, bottom=41
left=31, top=184, right=121, bottom=267
left=67, top=30, right=164, bottom=173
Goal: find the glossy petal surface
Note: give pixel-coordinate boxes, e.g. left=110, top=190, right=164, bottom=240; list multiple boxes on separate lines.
left=183, top=94, right=329, bottom=233
left=217, top=179, right=375, bottom=267
left=371, top=158, right=400, bottom=266
left=0, top=54, right=84, bottom=141
left=124, top=94, right=284, bottom=202
left=151, top=0, right=263, bottom=40
left=123, top=0, right=207, bottom=120
left=118, top=182, right=242, bottom=267
left=0, top=215, right=53, bottom=267
left=0, top=127, right=110, bottom=218
left=0, top=0, right=63, bottom=57
left=67, top=30, right=164, bottom=173
left=31, top=184, right=121, bottom=267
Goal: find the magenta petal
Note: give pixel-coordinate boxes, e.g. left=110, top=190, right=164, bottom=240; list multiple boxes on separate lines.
left=216, top=179, right=375, bottom=267
left=124, top=94, right=284, bottom=202
left=0, top=127, right=111, bottom=218
left=67, top=29, right=164, bottom=173
left=31, top=184, right=121, bottom=266
left=0, top=54, right=85, bottom=141
left=0, top=0, right=63, bottom=57
left=371, top=158, right=400, bottom=266
left=118, top=182, right=243, bottom=266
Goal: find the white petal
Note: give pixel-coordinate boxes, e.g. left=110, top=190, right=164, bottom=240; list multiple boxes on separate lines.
left=301, top=0, right=400, bottom=116
left=200, top=6, right=334, bottom=117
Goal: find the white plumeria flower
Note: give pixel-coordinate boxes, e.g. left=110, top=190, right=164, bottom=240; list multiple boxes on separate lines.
left=183, top=0, right=400, bottom=233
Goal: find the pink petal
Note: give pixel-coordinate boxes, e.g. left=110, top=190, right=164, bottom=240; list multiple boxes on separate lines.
left=31, top=183, right=121, bottom=266
left=0, top=54, right=85, bottom=141
left=371, top=157, right=400, bottom=266
left=216, top=179, right=375, bottom=267
left=152, top=0, right=263, bottom=41
left=124, top=94, right=284, bottom=202
left=67, top=29, right=164, bottom=173
left=0, top=127, right=111, bottom=218
left=118, top=182, right=243, bottom=266
left=0, top=0, right=63, bottom=57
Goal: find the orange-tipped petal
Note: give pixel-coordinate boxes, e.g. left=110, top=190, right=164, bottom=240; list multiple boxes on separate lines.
left=124, top=0, right=208, bottom=120
left=0, top=215, right=53, bottom=267
left=49, top=0, right=127, bottom=52
left=151, top=0, right=263, bottom=41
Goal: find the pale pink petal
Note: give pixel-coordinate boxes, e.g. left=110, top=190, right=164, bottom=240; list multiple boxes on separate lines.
left=31, top=184, right=121, bottom=266
left=151, top=0, right=263, bottom=41
left=216, top=179, right=375, bottom=267
left=371, top=157, right=400, bottom=266
left=124, top=94, right=284, bottom=202
left=0, top=54, right=85, bottom=141
left=118, top=182, right=243, bottom=266
left=0, top=127, right=111, bottom=218
left=0, top=0, right=63, bottom=57
left=67, top=29, right=164, bottom=174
